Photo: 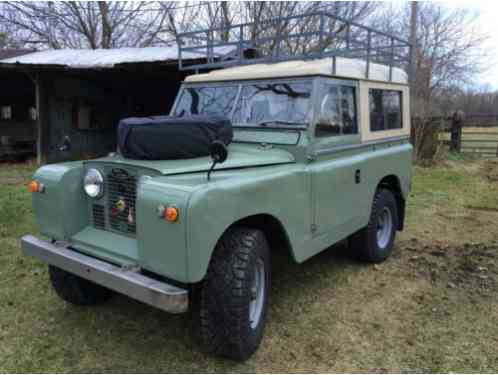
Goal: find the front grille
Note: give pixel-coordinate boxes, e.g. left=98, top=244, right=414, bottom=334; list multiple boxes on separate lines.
left=107, top=170, right=137, bottom=236
left=92, top=204, right=106, bottom=230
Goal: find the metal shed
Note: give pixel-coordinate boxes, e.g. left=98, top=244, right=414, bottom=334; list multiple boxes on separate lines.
left=0, top=46, right=207, bottom=164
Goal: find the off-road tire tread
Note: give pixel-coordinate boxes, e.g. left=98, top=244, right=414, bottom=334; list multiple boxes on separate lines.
left=349, top=188, right=398, bottom=263
left=49, top=265, right=113, bottom=305
left=196, top=227, right=270, bottom=361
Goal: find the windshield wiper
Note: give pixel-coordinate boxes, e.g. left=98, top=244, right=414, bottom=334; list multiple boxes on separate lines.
left=256, top=120, right=306, bottom=127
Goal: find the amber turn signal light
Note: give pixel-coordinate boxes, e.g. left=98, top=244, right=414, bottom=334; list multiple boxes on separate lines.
left=164, top=206, right=179, bottom=222
left=29, top=180, right=42, bottom=193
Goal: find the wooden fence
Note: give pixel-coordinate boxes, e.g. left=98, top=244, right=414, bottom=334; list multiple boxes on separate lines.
left=437, top=114, right=498, bottom=157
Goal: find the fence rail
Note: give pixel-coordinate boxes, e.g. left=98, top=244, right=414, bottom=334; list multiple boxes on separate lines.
left=437, top=114, right=498, bottom=157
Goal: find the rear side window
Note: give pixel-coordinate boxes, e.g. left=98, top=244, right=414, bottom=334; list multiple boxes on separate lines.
left=316, top=84, right=357, bottom=137
left=369, top=89, right=402, bottom=131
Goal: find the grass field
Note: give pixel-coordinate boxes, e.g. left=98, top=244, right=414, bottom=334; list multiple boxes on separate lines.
left=0, top=158, right=497, bottom=372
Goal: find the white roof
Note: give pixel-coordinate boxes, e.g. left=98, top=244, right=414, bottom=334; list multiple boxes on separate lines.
left=0, top=45, right=232, bottom=69
left=185, top=57, right=408, bottom=84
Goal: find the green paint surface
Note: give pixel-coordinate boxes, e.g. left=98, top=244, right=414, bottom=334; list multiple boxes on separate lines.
left=28, top=75, right=412, bottom=284
left=31, top=138, right=411, bottom=283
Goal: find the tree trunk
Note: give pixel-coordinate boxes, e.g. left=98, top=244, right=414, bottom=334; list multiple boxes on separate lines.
left=98, top=2, right=112, bottom=49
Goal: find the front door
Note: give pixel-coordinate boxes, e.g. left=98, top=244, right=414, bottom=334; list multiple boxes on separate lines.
left=310, top=79, right=366, bottom=244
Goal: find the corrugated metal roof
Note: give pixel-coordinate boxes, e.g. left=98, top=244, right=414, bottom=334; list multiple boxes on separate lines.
left=0, top=45, right=231, bottom=69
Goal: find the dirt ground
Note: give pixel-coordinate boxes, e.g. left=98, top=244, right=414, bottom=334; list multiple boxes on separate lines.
left=0, top=157, right=497, bottom=372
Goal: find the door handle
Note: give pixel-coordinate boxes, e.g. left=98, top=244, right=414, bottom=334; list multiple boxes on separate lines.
left=355, top=169, right=361, bottom=184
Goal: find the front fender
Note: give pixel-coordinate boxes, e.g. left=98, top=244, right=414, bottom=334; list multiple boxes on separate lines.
left=32, top=161, right=87, bottom=240
left=184, top=164, right=310, bottom=283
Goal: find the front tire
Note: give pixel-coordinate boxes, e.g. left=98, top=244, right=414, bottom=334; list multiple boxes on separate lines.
left=49, top=265, right=114, bottom=305
left=194, top=227, right=271, bottom=361
left=349, top=188, right=398, bottom=263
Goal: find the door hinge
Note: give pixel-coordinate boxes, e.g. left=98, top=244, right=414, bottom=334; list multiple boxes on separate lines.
left=306, top=153, right=316, bottom=163
left=311, top=224, right=317, bottom=233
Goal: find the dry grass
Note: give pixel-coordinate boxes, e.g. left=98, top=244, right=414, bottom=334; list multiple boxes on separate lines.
left=0, top=158, right=497, bottom=373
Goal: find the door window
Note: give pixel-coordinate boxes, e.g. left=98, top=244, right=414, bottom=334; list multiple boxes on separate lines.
left=316, top=84, right=357, bottom=137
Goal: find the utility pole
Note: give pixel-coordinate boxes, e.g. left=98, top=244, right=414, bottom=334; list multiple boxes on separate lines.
left=409, top=1, right=418, bottom=115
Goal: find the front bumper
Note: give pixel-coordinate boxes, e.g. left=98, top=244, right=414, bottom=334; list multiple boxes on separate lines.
left=21, top=235, right=188, bottom=313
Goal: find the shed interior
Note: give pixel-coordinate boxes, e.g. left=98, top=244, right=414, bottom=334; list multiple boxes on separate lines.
left=0, top=69, right=36, bottom=159
left=0, top=62, right=189, bottom=163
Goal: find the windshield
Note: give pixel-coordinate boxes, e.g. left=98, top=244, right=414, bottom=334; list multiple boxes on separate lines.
left=233, top=82, right=311, bottom=126
left=174, top=86, right=238, bottom=117
left=173, top=80, right=312, bottom=127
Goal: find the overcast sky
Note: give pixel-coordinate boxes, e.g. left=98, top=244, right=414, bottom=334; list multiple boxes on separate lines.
left=444, top=0, right=498, bottom=90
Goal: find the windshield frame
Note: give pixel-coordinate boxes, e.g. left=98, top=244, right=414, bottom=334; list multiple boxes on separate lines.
left=171, top=77, right=315, bottom=130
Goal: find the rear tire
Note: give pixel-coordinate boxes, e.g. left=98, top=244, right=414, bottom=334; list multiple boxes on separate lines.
left=193, top=227, right=271, bottom=361
left=49, top=265, right=113, bottom=305
left=349, top=188, right=398, bottom=263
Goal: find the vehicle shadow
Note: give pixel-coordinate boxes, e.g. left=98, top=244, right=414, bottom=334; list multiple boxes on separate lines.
left=64, top=241, right=365, bottom=371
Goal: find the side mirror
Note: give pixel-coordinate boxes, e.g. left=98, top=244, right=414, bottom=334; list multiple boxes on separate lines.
left=207, top=140, right=228, bottom=181
left=210, top=140, right=228, bottom=164
left=59, top=136, right=71, bottom=152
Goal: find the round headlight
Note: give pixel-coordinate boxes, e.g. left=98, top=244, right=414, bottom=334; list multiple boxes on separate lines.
left=84, top=168, right=104, bottom=198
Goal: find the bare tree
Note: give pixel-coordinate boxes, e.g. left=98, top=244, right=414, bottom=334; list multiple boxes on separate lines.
left=375, top=2, right=489, bottom=117
left=171, top=2, right=379, bottom=58
left=1, top=2, right=381, bottom=51
left=0, top=14, right=23, bottom=48
left=0, top=1, right=174, bottom=49
left=440, top=86, right=498, bottom=116
left=374, top=2, right=489, bottom=161
left=239, top=2, right=378, bottom=54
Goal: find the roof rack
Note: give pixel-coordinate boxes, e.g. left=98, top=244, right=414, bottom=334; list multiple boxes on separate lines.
left=176, top=11, right=412, bottom=82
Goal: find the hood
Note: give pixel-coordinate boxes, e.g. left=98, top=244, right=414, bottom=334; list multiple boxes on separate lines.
left=88, top=143, right=295, bottom=175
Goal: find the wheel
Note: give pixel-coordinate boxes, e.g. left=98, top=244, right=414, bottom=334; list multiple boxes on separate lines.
left=49, top=265, right=113, bottom=305
left=349, top=188, right=398, bottom=263
left=193, top=227, right=271, bottom=361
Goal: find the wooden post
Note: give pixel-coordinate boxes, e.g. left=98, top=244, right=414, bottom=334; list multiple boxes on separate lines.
left=35, top=74, right=50, bottom=165
left=450, top=111, right=464, bottom=153
left=409, top=2, right=418, bottom=116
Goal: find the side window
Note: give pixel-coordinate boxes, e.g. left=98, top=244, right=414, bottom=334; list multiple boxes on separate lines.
left=316, top=84, right=357, bottom=137
left=369, top=89, right=402, bottom=132
left=1, top=106, right=12, bottom=120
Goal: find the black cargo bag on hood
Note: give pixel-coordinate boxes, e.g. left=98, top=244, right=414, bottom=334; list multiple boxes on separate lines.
left=117, top=115, right=233, bottom=160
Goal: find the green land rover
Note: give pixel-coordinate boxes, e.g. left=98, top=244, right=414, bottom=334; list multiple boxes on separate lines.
left=21, top=53, right=412, bottom=360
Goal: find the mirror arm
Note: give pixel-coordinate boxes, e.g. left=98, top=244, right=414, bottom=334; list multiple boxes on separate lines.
left=207, top=140, right=228, bottom=181
left=207, top=161, right=217, bottom=181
